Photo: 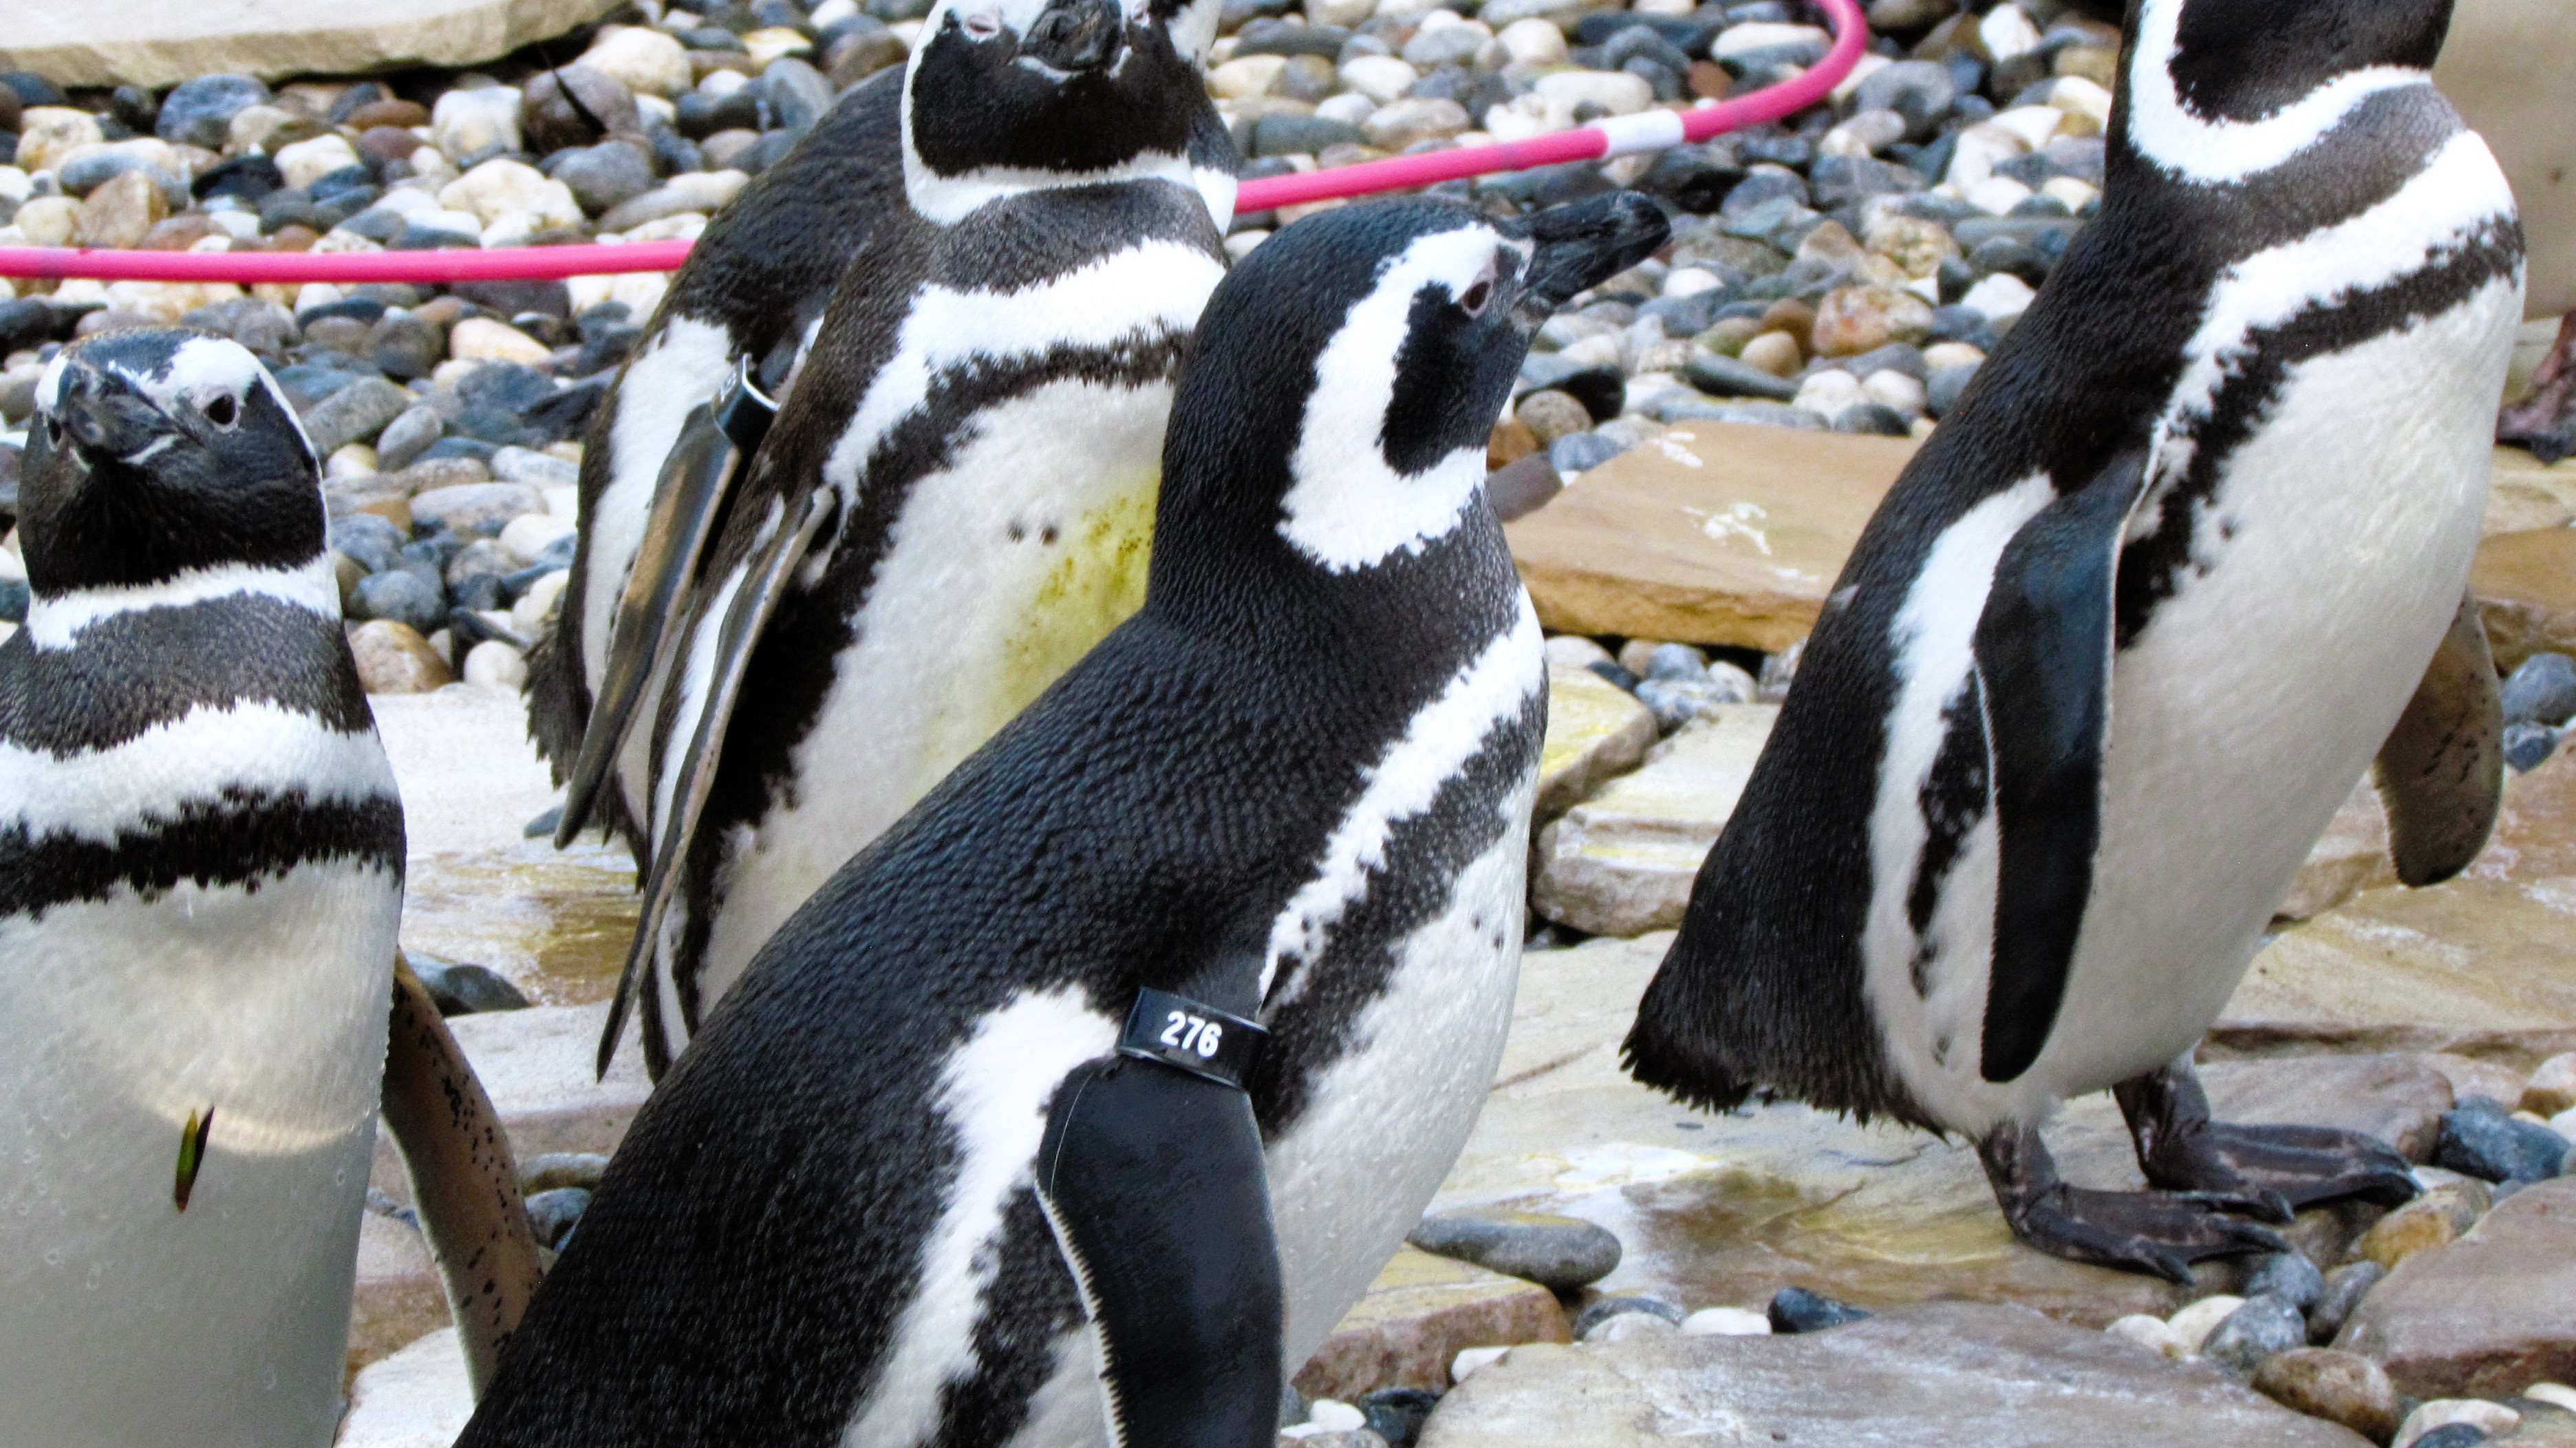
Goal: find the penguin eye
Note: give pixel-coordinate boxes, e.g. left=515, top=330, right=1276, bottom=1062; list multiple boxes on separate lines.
left=39, top=414, right=61, bottom=449
left=1459, top=279, right=1494, bottom=315
left=203, top=393, right=239, bottom=428
left=963, top=10, right=1003, bottom=38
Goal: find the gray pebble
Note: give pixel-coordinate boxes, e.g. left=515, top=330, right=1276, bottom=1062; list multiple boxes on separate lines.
left=1642, top=642, right=1708, bottom=681
left=329, top=513, right=406, bottom=574
left=351, top=568, right=446, bottom=632
left=1548, top=430, right=1627, bottom=476
left=1358, top=1387, right=1439, bottom=1448
left=409, top=952, right=530, bottom=1015
left=553, top=140, right=657, bottom=218
left=2409, top=1427, right=2491, bottom=1448
left=1570, top=1294, right=1684, bottom=1337
left=2502, top=652, right=2576, bottom=727
left=2242, top=1250, right=2326, bottom=1314
left=1766, top=1286, right=1871, bottom=1333
left=157, top=74, right=271, bottom=149
left=1853, top=58, right=1955, bottom=139
left=2309, top=1261, right=2385, bottom=1345
left=2504, top=722, right=2560, bottom=774
left=375, top=405, right=447, bottom=472
left=301, top=376, right=415, bottom=457
left=2436, top=1096, right=2572, bottom=1184
left=1408, top=1212, right=1621, bottom=1290
left=491, top=445, right=579, bottom=489
left=1684, top=349, right=1799, bottom=403
left=2202, top=1294, right=2306, bottom=1377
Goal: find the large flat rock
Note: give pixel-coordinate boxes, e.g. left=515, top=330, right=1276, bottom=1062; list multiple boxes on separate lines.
left=337, top=1328, right=472, bottom=1448
left=348, top=1211, right=447, bottom=1379
left=1505, top=423, right=1914, bottom=652
left=1, top=0, right=623, bottom=88
left=1537, top=663, right=1660, bottom=824
left=2218, top=743, right=2576, bottom=1068
left=2337, top=1178, right=2576, bottom=1400
left=374, top=687, right=636, bottom=1008
left=2473, top=526, right=2576, bottom=676
left=1435, top=937, right=2447, bottom=1328
left=1294, top=1246, right=1570, bottom=1401
left=1416, top=1301, right=2372, bottom=1447
left=1531, top=706, right=1774, bottom=937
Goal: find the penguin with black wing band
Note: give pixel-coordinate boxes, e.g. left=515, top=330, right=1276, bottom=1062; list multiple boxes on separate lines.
left=1624, top=0, right=2524, bottom=1281
left=0, top=330, right=541, bottom=1442
left=539, top=0, right=1242, bottom=1080
left=458, top=192, right=1666, bottom=1447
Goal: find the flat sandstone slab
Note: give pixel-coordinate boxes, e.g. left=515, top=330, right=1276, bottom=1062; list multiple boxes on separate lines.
left=1, top=0, right=625, bottom=88
left=2337, top=1177, right=2576, bottom=1400
left=1416, top=1301, right=2372, bottom=1447
left=1437, top=937, right=2447, bottom=1327
left=1505, top=422, right=1915, bottom=652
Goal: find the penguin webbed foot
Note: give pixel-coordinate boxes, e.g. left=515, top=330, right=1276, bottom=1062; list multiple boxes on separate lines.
left=2500, top=312, right=2576, bottom=465
left=1977, top=1122, right=2287, bottom=1285
left=2115, top=1062, right=2421, bottom=1216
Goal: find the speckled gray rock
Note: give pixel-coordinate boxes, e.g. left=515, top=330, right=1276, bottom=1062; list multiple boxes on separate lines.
left=2503, top=653, right=2576, bottom=727
left=299, top=375, right=414, bottom=456
left=156, top=73, right=270, bottom=147
left=1410, top=1213, right=1622, bottom=1291
left=2205, top=1295, right=2308, bottom=1377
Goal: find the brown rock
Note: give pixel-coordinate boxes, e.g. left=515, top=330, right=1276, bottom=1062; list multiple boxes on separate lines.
left=2338, top=1178, right=2576, bottom=1399
left=347, top=1210, right=447, bottom=1377
left=325, top=481, right=413, bottom=533
left=2253, top=1348, right=2403, bottom=1444
left=1533, top=706, right=1777, bottom=935
left=2421, top=1052, right=2529, bottom=1110
left=1513, top=388, right=1591, bottom=446
left=1291, top=1246, right=1569, bottom=1401
left=72, top=169, right=167, bottom=250
left=350, top=619, right=453, bottom=694
left=1503, top=420, right=1915, bottom=651
left=358, top=123, right=425, bottom=167
left=139, top=213, right=220, bottom=251
left=1687, top=58, right=1730, bottom=100
left=519, top=62, right=640, bottom=152
left=2354, top=1177, right=2490, bottom=1272
left=1737, top=328, right=1803, bottom=376
left=2473, top=527, right=2576, bottom=675
left=1758, top=298, right=1816, bottom=337
left=2524, top=1052, right=2576, bottom=1117
left=1810, top=283, right=1937, bottom=356
left=1488, top=416, right=1540, bottom=469
left=345, top=97, right=431, bottom=129
left=1418, top=1302, right=2374, bottom=1447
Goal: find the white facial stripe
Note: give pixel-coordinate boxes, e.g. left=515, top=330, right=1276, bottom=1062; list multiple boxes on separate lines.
left=1, top=701, right=394, bottom=842
left=25, top=554, right=339, bottom=650
left=34, top=354, right=69, bottom=412
left=841, top=988, right=1116, bottom=1448
left=2125, top=0, right=2427, bottom=183
left=1860, top=473, right=2054, bottom=1014
left=1263, top=593, right=1544, bottom=1003
left=2140, top=129, right=2519, bottom=523
left=1276, top=224, right=1501, bottom=573
left=822, top=239, right=1223, bottom=502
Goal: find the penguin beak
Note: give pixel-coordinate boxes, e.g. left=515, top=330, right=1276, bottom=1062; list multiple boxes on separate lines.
left=50, top=368, right=174, bottom=466
left=1510, top=193, right=1671, bottom=325
left=1022, top=0, right=1125, bottom=71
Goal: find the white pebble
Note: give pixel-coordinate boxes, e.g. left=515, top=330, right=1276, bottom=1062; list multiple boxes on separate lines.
left=1586, top=1311, right=1676, bottom=1343
left=1792, top=370, right=1866, bottom=418
left=462, top=639, right=528, bottom=689
left=1223, top=230, right=1267, bottom=261
left=1861, top=369, right=1926, bottom=417
left=1922, top=341, right=1986, bottom=370
left=1663, top=267, right=1722, bottom=299
left=1544, top=635, right=1614, bottom=671
left=1977, top=2, right=2041, bottom=61
left=2394, top=1400, right=2520, bottom=1448
left=511, top=569, right=570, bottom=636
left=1338, top=55, right=1420, bottom=105
left=1962, top=175, right=2035, bottom=216
left=2525, top=1383, right=2576, bottom=1414
left=1316, top=91, right=1378, bottom=127
left=1679, top=1307, right=1771, bottom=1337
left=1450, top=1345, right=1511, bottom=1381
left=2105, top=1314, right=2188, bottom=1360
left=2550, top=1107, right=2576, bottom=1142
left=1958, top=273, right=2038, bottom=324
left=2043, top=176, right=2100, bottom=212
left=2164, top=1295, right=2245, bottom=1355
left=1494, top=17, right=1567, bottom=65
left=1992, top=104, right=2071, bottom=150
left=1309, top=1399, right=1365, bottom=1431
left=500, top=511, right=578, bottom=567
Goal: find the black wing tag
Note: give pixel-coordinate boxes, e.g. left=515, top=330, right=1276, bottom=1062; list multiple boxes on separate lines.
left=1118, top=988, right=1267, bottom=1090
left=1976, top=450, right=2150, bottom=1085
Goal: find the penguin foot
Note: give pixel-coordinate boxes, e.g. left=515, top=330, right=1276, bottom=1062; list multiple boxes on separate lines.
left=1977, top=1122, right=2287, bottom=1284
left=2114, top=1063, right=2421, bottom=1216
left=2500, top=312, right=2576, bottom=465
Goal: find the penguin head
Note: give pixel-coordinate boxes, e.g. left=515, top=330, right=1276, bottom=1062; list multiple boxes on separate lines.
left=21, top=329, right=323, bottom=596
left=2123, top=0, right=2453, bottom=148
left=1155, top=193, right=1666, bottom=579
left=901, top=0, right=1227, bottom=223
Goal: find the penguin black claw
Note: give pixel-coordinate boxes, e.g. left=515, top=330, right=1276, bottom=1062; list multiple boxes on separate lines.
left=1977, top=1125, right=2288, bottom=1286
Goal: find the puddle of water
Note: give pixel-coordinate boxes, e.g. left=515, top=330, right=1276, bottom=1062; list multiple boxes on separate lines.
left=401, top=840, right=638, bottom=1007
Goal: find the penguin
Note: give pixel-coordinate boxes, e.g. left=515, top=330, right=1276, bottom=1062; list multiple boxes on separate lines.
left=0, top=329, right=409, bottom=1445
left=527, top=0, right=1241, bottom=1078
left=0, top=330, right=548, bottom=1442
left=455, top=192, right=1668, bottom=1447
left=1623, top=0, right=2524, bottom=1282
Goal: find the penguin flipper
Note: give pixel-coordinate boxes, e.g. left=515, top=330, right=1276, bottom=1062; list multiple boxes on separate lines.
left=1973, top=451, right=2151, bottom=1085
left=1037, top=1054, right=1282, bottom=1448
left=556, top=366, right=775, bottom=849
left=597, top=485, right=834, bottom=1078
left=2372, top=592, right=2504, bottom=886
left=382, top=951, right=544, bottom=1397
